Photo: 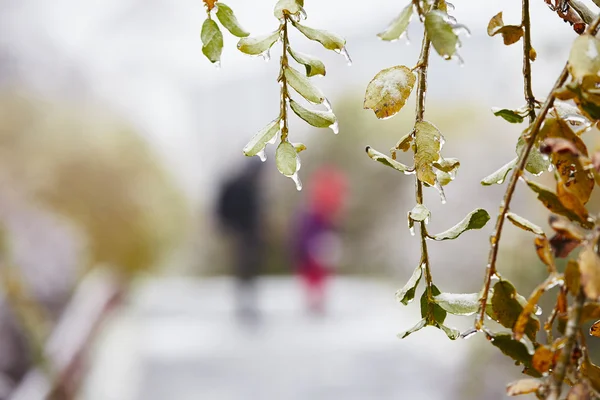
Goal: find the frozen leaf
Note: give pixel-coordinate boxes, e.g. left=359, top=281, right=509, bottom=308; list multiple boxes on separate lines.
left=409, top=204, right=430, bottom=222
left=366, top=147, right=410, bottom=173
left=288, top=48, right=326, bottom=77
left=550, top=233, right=580, bottom=258
left=568, top=34, right=600, bottom=80
left=237, top=31, right=280, bottom=55
left=565, top=260, right=581, bottom=296
left=481, top=158, right=517, bottom=186
left=492, top=108, right=526, bottom=124
left=424, top=11, right=459, bottom=59
left=291, top=20, right=345, bottom=52
left=396, top=264, right=422, bottom=305
left=487, top=12, right=523, bottom=45
left=549, top=215, right=586, bottom=242
left=532, top=346, right=553, bottom=373
left=431, top=209, right=490, bottom=241
left=506, top=212, right=544, bottom=236
left=491, top=333, right=534, bottom=369
left=243, top=118, right=280, bottom=158
left=378, top=4, right=414, bottom=42
left=414, top=121, right=443, bottom=186
left=506, top=379, right=541, bottom=396
left=540, top=137, right=580, bottom=155
left=364, top=66, right=416, bottom=119
left=289, top=99, right=336, bottom=128
left=534, top=236, right=554, bottom=269
left=201, top=19, right=223, bottom=63
left=438, top=324, right=460, bottom=340
left=292, top=143, right=306, bottom=153
left=579, top=245, right=600, bottom=301
left=216, top=3, right=250, bottom=38
left=433, top=158, right=460, bottom=173
left=275, top=141, right=299, bottom=177
left=284, top=66, right=324, bottom=104
left=581, top=357, right=600, bottom=393
left=516, top=136, right=550, bottom=176
left=434, top=292, right=479, bottom=316
left=274, top=0, right=304, bottom=19
left=524, top=179, right=589, bottom=227
left=394, top=131, right=414, bottom=153
left=420, top=285, right=447, bottom=325
left=492, top=281, right=539, bottom=341
left=590, top=320, right=600, bottom=337
left=398, top=318, right=427, bottom=339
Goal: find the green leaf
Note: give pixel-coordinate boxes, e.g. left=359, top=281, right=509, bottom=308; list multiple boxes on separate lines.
left=289, top=99, right=336, bottom=128
left=237, top=31, right=280, bottom=55
left=438, top=323, right=460, bottom=340
left=291, top=20, right=345, bottom=52
left=243, top=118, right=280, bottom=159
left=491, top=281, right=539, bottom=342
left=421, top=285, right=447, bottom=324
left=434, top=158, right=460, bottom=186
left=409, top=204, right=430, bottom=222
left=414, top=121, right=443, bottom=186
left=365, top=146, right=410, bottom=173
left=431, top=209, right=490, bottom=241
left=568, top=34, right=600, bottom=80
left=424, top=11, right=459, bottom=59
left=434, top=292, right=479, bottom=316
left=481, top=158, right=517, bottom=186
left=274, top=0, right=304, bottom=19
left=216, top=3, right=250, bottom=38
left=201, top=19, right=223, bottom=63
left=275, top=141, right=299, bottom=177
left=292, top=142, right=306, bottom=153
left=377, top=4, right=414, bottom=41
left=492, top=108, right=526, bottom=124
left=395, top=264, right=423, bottom=305
left=506, top=212, right=544, bottom=236
left=364, top=66, right=416, bottom=120
left=516, top=136, right=549, bottom=176
left=490, top=333, right=535, bottom=369
left=524, top=179, right=589, bottom=226
left=397, top=318, right=427, bottom=339
left=288, top=48, right=326, bottom=77
left=284, top=66, right=324, bottom=104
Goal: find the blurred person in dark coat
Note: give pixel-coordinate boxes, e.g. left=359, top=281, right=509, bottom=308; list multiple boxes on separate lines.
left=216, top=160, right=264, bottom=322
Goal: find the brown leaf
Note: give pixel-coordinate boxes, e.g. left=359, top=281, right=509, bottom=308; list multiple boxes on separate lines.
left=565, top=260, right=581, bottom=296
left=203, top=0, right=217, bottom=11
left=506, top=379, right=541, bottom=396
left=487, top=12, right=524, bottom=45
left=592, top=151, right=600, bottom=172
left=524, top=179, right=590, bottom=228
left=591, top=320, right=600, bottom=337
left=550, top=233, right=581, bottom=258
left=534, top=236, right=554, bottom=269
left=579, top=244, right=600, bottom=301
left=582, top=303, right=600, bottom=323
left=532, top=346, right=554, bottom=373
left=581, top=356, right=600, bottom=393
left=549, top=215, right=585, bottom=241
left=540, top=137, right=580, bottom=155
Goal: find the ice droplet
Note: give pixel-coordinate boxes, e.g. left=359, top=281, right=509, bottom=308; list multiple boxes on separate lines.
left=257, top=148, right=267, bottom=162
left=261, top=49, right=271, bottom=62
left=424, top=216, right=430, bottom=225
left=291, top=172, right=302, bottom=191
left=299, top=7, right=307, bottom=20
left=460, top=328, right=477, bottom=340
left=329, top=120, right=339, bottom=134
left=454, top=24, right=471, bottom=38
left=214, top=60, right=222, bottom=69
left=534, top=306, right=543, bottom=316
left=323, top=98, right=333, bottom=112
left=409, top=225, right=415, bottom=236
left=446, top=2, right=455, bottom=11
left=434, top=180, right=447, bottom=204
left=335, top=47, right=353, bottom=66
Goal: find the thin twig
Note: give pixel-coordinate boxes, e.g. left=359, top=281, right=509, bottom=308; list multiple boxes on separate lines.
left=570, top=0, right=596, bottom=24
left=279, top=18, right=290, bottom=141
left=522, top=0, right=537, bottom=125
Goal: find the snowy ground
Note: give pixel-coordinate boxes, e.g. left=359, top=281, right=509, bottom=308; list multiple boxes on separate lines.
left=80, top=276, right=524, bottom=400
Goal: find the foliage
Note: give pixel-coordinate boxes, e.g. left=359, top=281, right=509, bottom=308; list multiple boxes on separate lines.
left=203, top=0, right=600, bottom=398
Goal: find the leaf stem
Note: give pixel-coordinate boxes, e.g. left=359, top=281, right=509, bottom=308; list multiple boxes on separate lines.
left=280, top=17, right=290, bottom=141
left=522, top=0, right=536, bottom=124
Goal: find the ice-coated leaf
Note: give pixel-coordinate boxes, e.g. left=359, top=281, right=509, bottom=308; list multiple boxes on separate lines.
left=491, top=281, right=539, bottom=341
left=274, top=0, right=304, bottom=19
left=414, top=121, right=443, bottom=186
left=524, top=179, right=590, bottom=227
left=490, top=333, right=534, bottom=369
left=289, top=99, right=336, bottom=128
left=216, top=3, right=250, bottom=38
left=288, top=48, right=326, bottom=77
left=591, top=320, right=600, bottom=337
left=366, top=147, right=410, bottom=173
left=243, top=118, right=280, bottom=158
left=433, top=158, right=460, bottom=173
left=420, top=285, right=447, bottom=324
left=534, top=236, right=554, bottom=268
left=516, top=135, right=550, bottom=176
left=581, top=357, right=600, bottom=393
left=237, top=31, right=280, bottom=55
left=532, top=346, right=553, bottom=374
left=364, top=66, right=416, bottom=119
left=565, top=260, right=581, bottom=296
left=409, top=204, right=430, bottom=222
left=424, top=11, right=459, bottom=59
left=481, top=158, right=517, bottom=186
left=397, top=318, right=427, bottom=339
left=431, top=209, right=490, bottom=241
left=292, top=142, right=306, bottom=153
left=291, top=20, right=345, bottom=52
left=201, top=19, right=223, bottom=63
left=284, top=66, right=324, bottom=104
left=582, top=303, right=600, bottom=324
left=438, top=324, right=460, bottom=340
left=506, top=379, right=541, bottom=396
left=568, top=34, right=600, bottom=80
left=487, top=12, right=523, bottom=45
left=434, top=292, right=479, bottom=316
left=275, top=141, right=299, bottom=177
left=394, top=131, right=414, bottom=153
left=378, top=4, right=414, bottom=42
left=395, top=264, right=422, bottom=305
left=506, top=212, right=544, bottom=236
left=492, top=108, right=526, bottom=124
left=579, top=245, right=600, bottom=301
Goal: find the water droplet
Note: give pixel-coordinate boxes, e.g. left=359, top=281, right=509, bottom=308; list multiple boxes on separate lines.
left=460, top=328, right=478, bottom=340
left=257, top=148, right=267, bottom=162
left=261, top=49, right=271, bottom=62
left=323, top=98, right=333, bottom=112
left=329, top=120, right=339, bottom=134
left=489, top=235, right=497, bottom=245
left=299, top=7, right=307, bottom=20
left=491, top=273, right=500, bottom=282
left=534, top=306, right=543, bottom=316
left=214, top=60, right=222, bottom=69
left=291, top=172, right=302, bottom=191
left=547, top=163, right=554, bottom=172
left=409, top=225, right=415, bottom=236
left=424, top=216, right=430, bottom=225
left=279, top=119, right=285, bottom=129
left=446, top=2, right=455, bottom=11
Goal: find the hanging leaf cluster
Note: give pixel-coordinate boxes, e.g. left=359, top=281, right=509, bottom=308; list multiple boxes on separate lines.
left=201, top=1, right=250, bottom=65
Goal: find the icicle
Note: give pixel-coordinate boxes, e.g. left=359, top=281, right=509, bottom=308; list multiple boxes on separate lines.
left=257, top=148, right=267, bottom=162
left=460, top=328, right=477, bottom=340
left=214, top=61, right=222, bottom=69
left=335, top=47, right=353, bottom=66
left=322, top=98, right=333, bottom=112
left=261, top=49, right=271, bottom=62
left=291, top=172, right=302, bottom=191
left=329, top=120, right=339, bottom=134
left=299, top=7, right=307, bottom=20
left=434, top=180, right=447, bottom=204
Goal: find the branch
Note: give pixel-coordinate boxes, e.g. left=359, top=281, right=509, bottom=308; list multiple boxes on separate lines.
left=522, top=0, right=536, bottom=124
left=279, top=19, right=290, bottom=141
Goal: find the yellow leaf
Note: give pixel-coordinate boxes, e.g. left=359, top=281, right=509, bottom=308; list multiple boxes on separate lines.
left=580, top=245, right=600, bottom=301
left=590, top=320, right=600, bottom=337
left=364, top=66, right=416, bottom=119
left=532, top=346, right=553, bottom=373
left=487, top=12, right=523, bottom=46
left=414, top=121, right=443, bottom=187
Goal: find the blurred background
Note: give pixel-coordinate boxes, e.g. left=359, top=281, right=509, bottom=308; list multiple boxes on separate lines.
left=0, top=0, right=600, bottom=399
